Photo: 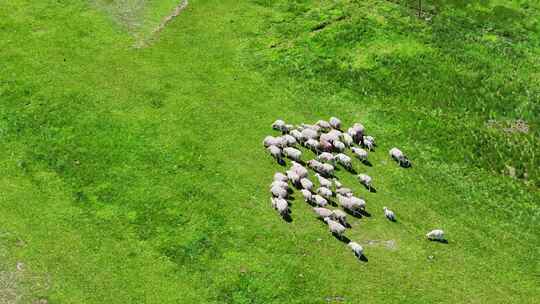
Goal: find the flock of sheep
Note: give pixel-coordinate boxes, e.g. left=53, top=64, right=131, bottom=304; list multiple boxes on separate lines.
left=264, top=117, right=446, bottom=261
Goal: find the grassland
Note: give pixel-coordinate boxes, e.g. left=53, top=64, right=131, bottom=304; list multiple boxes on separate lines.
left=0, top=0, right=538, bottom=303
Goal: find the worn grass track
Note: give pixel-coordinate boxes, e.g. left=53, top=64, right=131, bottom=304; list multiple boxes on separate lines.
left=0, top=0, right=538, bottom=303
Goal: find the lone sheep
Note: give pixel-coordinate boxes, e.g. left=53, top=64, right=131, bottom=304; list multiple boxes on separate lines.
left=357, top=174, right=373, bottom=190
left=389, top=147, right=412, bottom=168
left=383, top=207, right=396, bottom=222
left=426, top=229, right=445, bottom=241
left=347, top=242, right=364, bottom=259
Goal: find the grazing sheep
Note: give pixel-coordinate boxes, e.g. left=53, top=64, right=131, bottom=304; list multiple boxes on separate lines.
left=291, top=161, right=308, bottom=178
left=274, top=172, right=288, bottom=182
left=282, top=134, right=297, bottom=146
left=263, top=136, right=279, bottom=148
left=316, top=120, right=332, bottom=130
left=300, top=189, right=313, bottom=203
left=383, top=207, right=396, bottom=221
left=301, top=123, right=321, bottom=132
left=362, top=137, right=374, bottom=151
left=317, top=187, right=333, bottom=200
left=304, top=139, right=320, bottom=151
left=283, top=147, right=302, bottom=162
left=267, top=145, right=283, bottom=163
left=318, top=152, right=335, bottom=165
left=331, top=209, right=348, bottom=226
left=426, top=229, right=445, bottom=241
left=313, top=195, right=328, bottom=207
left=300, top=178, right=314, bottom=191
left=341, top=195, right=366, bottom=214
left=272, top=120, right=286, bottom=131
left=347, top=242, right=364, bottom=258
left=271, top=197, right=289, bottom=217
left=351, top=147, right=368, bottom=161
left=270, top=185, right=288, bottom=198
left=348, top=123, right=365, bottom=144
left=364, top=135, right=376, bottom=146
left=313, top=207, right=333, bottom=219
left=357, top=174, right=373, bottom=190
left=315, top=173, right=332, bottom=188
left=335, top=186, right=353, bottom=196
left=270, top=180, right=289, bottom=190
left=341, top=133, right=353, bottom=147
left=329, top=117, right=341, bottom=129
left=389, top=147, right=412, bottom=168
left=324, top=218, right=346, bottom=239
left=337, top=193, right=351, bottom=206
left=286, top=170, right=301, bottom=187
left=333, top=140, right=346, bottom=152
left=283, top=124, right=294, bottom=134
left=301, top=128, right=319, bottom=141
left=335, top=153, right=352, bottom=170
left=290, top=129, right=303, bottom=142
left=327, top=129, right=343, bottom=140
left=319, top=139, right=333, bottom=153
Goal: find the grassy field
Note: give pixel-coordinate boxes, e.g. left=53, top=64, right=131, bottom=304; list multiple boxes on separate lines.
left=0, top=0, right=538, bottom=303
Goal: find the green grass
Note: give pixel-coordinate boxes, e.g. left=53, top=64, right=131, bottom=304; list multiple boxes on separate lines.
left=0, top=0, right=538, bottom=303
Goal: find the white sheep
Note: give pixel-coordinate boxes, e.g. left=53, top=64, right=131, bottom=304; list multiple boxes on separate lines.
left=324, top=218, right=346, bottom=239
left=291, top=161, right=308, bottom=178
left=300, top=189, right=313, bottom=203
left=333, top=140, right=346, bottom=152
left=300, top=178, right=314, bottom=191
left=286, top=170, right=301, bottom=186
left=317, top=187, right=333, bottom=200
left=290, top=129, right=303, bottom=142
left=319, top=139, right=333, bottom=153
left=313, top=207, right=333, bottom=219
left=317, top=152, right=335, bottom=165
left=341, top=133, right=353, bottom=147
left=364, top=135, right=376, bottom=146
left=315, top=173, right=332, bottom=188
left=389, top=147, right=412, bottom=167
left=426, top=229, right=445, bottom=241
left=283, top=147, right=302, bottom=162
left=304, top=138, right=320, bottom=151
left=316, top=120, right=332, bottom=130
left=331, top=209, right=348, bottom=226
left=335, top=153, right=352, bottom=170
left=340, top=195, right=366, bottom=214
left=283, top=124, right=294, bottom=133
left=335, top=186, right=353, bottom=196
left=327, top=129, right=342, bottom=141
left=282, top=134, right=297, bottom=146
left=271, top=197, right=289, bottom=217
left=313, top=194, right=328, bottom=207
left=267, top=145, right=283, bottom=163
left=329, top=117, right=341, bottom=129
left=263, top=136, right=279, bottom=148
left=321, top=163, right=335, bottom=176
left=357, top=174, right=373, bottom=190
left=272, top=120, right=286, bottom=131
left=383, top=207, right=396, bottom=221
left=363, top=137, right=374, bottom=151
left=270, top=180, right=289, bottom=190
left=300, top=123, right=321, bottom=132
left=351, top=147, right=368, bottom=161
left=270, top=185, right=288, bottom=198
left=274, top=172, right=288, bottom=182
left=301, top=128, right=319, bottom=141
left=347, top=242, right=364, bottom=258
left=348, top=123, right=365, bottom=144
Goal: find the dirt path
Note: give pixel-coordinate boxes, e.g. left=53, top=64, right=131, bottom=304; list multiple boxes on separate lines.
left=135, top=0, right=189, bottom=48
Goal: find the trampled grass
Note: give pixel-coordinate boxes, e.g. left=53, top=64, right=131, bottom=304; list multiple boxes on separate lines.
left=0, top=0, right=538, bottom=303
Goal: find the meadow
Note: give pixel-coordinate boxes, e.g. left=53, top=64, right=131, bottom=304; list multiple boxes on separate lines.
left=0, top=0, right=538, bottom=303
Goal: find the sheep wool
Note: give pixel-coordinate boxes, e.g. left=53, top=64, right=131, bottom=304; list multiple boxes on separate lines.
left=317, top=187, right=333, bottom=200
left=305, top=139, right=320, bottom=151
left=333, top=140, right=346, bottom=152
left=282, top=134, right=297, bottom=146
left=329, top=117, right=341, bottom=129
left=341, top=133, right=353, bottom=147
left=300, top=178, right=314, bottom=191
left=267, top=145, right=282, bottom=162
left=272, top=120, right=286, bottom=131
left=351, top=147, right=368, bottom=161
left=283, top=147, right=302, bottom=162
left=291, top=161, right=308, bottom=178
left=318, top=152, right=335, bottom=164
left=316, top=120, right=332, bottom=130
left=347, top=242, right=364, bottom=257
left=286, top=170, right=301, bottom=186
left=324, top=218, right=346, bottom=238
left=272, top=197, right=289, bottom=216
left=274, top=172, right=288, bottom=182
left=300, top=189, right=313, bottom=203
left=270, top=185, right=288, bottom=198
left=313, top=207, right=333, bottom=219
left=335, top=153, right=352, bottom=169
left=315, top=173, right=332, bottom=188
left=383, top=207, right=396, bottom=221
left=313, top=195, right=328, bottom=207
left=358, top=174, right=373, bottom=189
left=270, top=180, right=288, bottom=190
left=331, top=209, right=348, bottom=226
left=426, top=229, right=445, bottom=241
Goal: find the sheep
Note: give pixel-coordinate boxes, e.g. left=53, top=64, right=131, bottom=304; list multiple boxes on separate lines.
left=364, top=135, right=376, bottom=146
left=300, top=189, right=313, bottom=203
left=383, top=207, right=396, bottom=222
left=426, top=229, right=445, bottom=241
left=340, top=195, right=366, bottom=214
left=362, top=137, right=374, bottom=151
left=283, top=147, right=302, bottom=162
left=300, top=178, right=314, bottom=191
left=267, top=145, right=283, bottom=163
left=272, top=120, right=286, bottom=131
left=324, top=218, right=346, bottom=239
left=315, top=173, right=332, bottom=188
left=271, top=197, right=289, bottom=217
left=317, top=152, right=335, bottom=165
left=300, top=123, right=321, bottom=132
left=347, top=242, right=364, bottom=259
left=316, top=187, right=333, bottom=200
left=335, top=186, right=353, bottom=197
left=304, top=139, right=320, bottom=152
left=313, top=207, right=333, bottom=219
left=273, top=172, right=288, bottom=182
left=337, top=193, right=351, bottom=206
left=335, top=153, right=352, bottom=170
left=301, top=128, right=319, bottom=141
left=291, top=161, right=308, bottom=178
left=331, top=209, right=348, bottom=226
left=270, top=185, right=288, bottom=198
left=341, top=133, right=353, bottom=147
left=327, top=129, right=342, bottom=141
left=283, top=124, right=294, bottom=134
left=348, top=123, right=365, bottom=144
left=357, top=174, right=373, bottom=190
left=309, top=160, right=334, bottom=176
left=263, top=136, right=279, bottom=148
left=319, top=139, right=333, bottom=153
left=270, top=180, right=289, bottom=190
left=313, top=194, right=328, bottom=207
left=282, top=134, right=297, bottom=146
left=329, top=117, right=341, bottom=129
left=286, top=170, right=301, bottom=187
left=351, top=147, right=368, bottom=162
left=290, top=129, right=303, bottom=142
left=316, top=120, right=332, bottom=130
left=389, top=147, right=412, bottom=168
left=333, top=140, right=346, bottom=152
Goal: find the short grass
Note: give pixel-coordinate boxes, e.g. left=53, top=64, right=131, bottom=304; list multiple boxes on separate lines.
left=0, top=0, right=538, bottom=303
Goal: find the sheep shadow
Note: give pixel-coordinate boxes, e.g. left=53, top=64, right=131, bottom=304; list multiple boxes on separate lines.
left=359, top=209, right=371, bottom=217
left=344, top=209, right=363, bottom=219
left=355, top=253, right=368, bottom=262
left=400, top=162, right=412, bottom=168
left=345, top=167, right=357, bottom=174
left=282, top=213, right=293, bottom=222
left=429, top=239, right=449, bottom=244
left=277, top=158, right=287, bottom=166
left=361, top=160, right=373, bottom=167
left=333, top=233, right=351, bottom=244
